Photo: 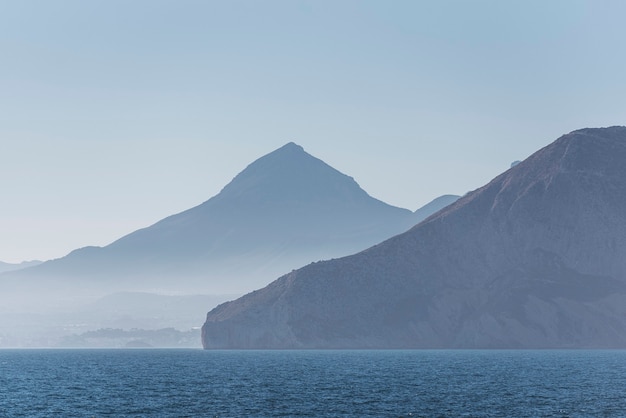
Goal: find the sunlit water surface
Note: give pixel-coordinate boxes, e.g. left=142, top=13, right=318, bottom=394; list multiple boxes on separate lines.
left=1, top=349, right=626, bottom=417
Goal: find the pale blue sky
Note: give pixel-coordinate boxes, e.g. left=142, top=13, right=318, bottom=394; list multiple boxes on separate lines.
left=2, top=0, right=625, bottom=263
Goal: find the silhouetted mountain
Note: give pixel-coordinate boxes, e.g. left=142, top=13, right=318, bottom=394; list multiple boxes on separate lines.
left=202, top=127, right=626, bottom=349
left=4, top=143, right=443, bottom=295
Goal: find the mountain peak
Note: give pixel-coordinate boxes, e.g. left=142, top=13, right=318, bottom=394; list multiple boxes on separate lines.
left=261, top=142, right=307, bottom=161
left=277, top=141, right=305, bottom=152
left=88, top=140, right=413, bottom=288
left=568, top=125, right=626, bottom=137
left=497, top=126, right=626, bottom=189
left=216, top=142, right=367, bottom=204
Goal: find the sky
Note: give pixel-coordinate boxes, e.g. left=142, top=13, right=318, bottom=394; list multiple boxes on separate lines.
left=1, top=0, right=625, bottom=263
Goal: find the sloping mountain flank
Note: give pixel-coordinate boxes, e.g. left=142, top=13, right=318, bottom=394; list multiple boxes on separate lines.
left=4, top=142, right=433, bottom=295
left=202, top=127, right=626, bottom=348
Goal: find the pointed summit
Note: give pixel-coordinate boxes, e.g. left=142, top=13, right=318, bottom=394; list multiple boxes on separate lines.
left=220, top=142, right=358, bottom=201
left=216, top=142, right=371, bottom=207
left=276, top=141, right=305, bottom=152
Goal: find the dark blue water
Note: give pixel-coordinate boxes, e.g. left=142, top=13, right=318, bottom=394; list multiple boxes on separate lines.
left=1, top=350, right=626, bottom=417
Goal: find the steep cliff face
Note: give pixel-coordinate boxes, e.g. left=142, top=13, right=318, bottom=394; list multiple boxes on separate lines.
left=203, top=127, right=626, bottom=348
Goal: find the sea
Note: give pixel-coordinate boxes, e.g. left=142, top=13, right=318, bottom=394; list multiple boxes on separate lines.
left=1, top=349, right=626, bottom=417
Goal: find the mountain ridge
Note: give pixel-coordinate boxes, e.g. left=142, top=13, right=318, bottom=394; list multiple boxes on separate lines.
left=0, top=260, right=42, bottom=274
left=3, top=142, right=447, bottom=296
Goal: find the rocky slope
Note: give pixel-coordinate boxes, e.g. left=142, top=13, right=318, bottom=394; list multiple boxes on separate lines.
left=202, top=127, right=626, bottom=349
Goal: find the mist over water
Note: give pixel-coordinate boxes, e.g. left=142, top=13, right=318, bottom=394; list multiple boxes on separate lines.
left=0, top=291, right=237, bottom=348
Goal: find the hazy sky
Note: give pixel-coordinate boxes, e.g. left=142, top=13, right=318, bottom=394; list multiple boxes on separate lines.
left=2, top=0, right=625, bottom=263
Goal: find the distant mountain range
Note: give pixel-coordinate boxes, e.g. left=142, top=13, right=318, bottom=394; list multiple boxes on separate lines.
left=0, top=260, right=41, bottom=274
left=3, top=142, right=457, bottom=296
left=202, top=126, right=626, bottom=349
